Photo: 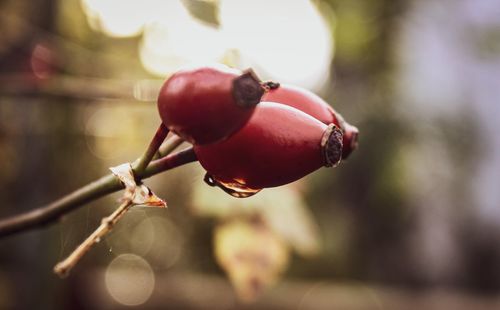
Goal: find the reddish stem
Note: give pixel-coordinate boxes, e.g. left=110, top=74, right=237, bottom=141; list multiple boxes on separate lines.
left=133, top=123, right=169, bottom=173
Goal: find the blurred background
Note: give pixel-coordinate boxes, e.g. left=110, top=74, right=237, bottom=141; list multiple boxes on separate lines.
left=1, top=0, right=500, bottom=309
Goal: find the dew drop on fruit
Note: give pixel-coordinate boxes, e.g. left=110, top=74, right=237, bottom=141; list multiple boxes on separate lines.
left=203, top=174, right=261, bottom=198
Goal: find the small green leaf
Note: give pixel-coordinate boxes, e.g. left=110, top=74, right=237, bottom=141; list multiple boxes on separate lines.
left=181, top=0, right=220, bottom=28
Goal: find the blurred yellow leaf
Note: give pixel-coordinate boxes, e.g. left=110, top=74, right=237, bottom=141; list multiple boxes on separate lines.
left=181, top=0, right=220, bottom=28
left=191, top=170, right=321, bottom=257
left=259, top=191, right=321, bottom=258
left=214, top=217, right=289, bottom=302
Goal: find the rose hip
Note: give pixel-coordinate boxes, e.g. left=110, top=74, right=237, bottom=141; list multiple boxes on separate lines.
left=194, top=102, right=343, bottom=196
left=157, top=65, right=264, bottom=145
left=262, top=83, right=358, bottom=159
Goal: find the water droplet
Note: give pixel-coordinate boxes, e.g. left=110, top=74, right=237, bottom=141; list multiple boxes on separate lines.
left=203, top=173, right=261, bottom=198
left=96, top=237, right=101, bottom=243
left=204, top=174, right=217, bottom=186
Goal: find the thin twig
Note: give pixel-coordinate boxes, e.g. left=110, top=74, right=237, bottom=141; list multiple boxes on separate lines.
left=0, top=147, right=198, bottom=238
left=53, top=199, right=133, bottom=277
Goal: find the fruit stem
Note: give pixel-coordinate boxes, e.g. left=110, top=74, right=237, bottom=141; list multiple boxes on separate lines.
left=0, top=147, right=198, bottom=238
left=261, top=81, right=280, bottom=91
left=157, top=134, right=184, bottom=158
left=133, top=123, right=169, bottom=174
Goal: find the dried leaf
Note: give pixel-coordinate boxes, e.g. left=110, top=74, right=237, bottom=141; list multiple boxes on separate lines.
left=259, top=193, right=321, bottom=258
left=181, top=0, right=220, bottom=28
left=110, top=163, right=166, bottom=208
left=214, top=217, right=289, bottom=302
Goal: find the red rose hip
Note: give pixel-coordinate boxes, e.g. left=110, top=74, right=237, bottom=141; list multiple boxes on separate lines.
left=262, top=83, right=359, bottom=159
left=340, top=122, right=358, bottom=159
left=194, top=102, right=343, bottom=197
left=157, top=65, right=264, bottom=145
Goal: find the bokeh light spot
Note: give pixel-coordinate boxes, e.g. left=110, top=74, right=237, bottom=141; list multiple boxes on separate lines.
left=105, top=254, right=155, bottom=306
left=130, top=216, right=183, bottom=269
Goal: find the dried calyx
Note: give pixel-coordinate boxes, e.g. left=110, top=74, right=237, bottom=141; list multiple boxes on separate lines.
left=232, top=69, right=265, bottom=108
left=321, top=124, right=343, bottom=167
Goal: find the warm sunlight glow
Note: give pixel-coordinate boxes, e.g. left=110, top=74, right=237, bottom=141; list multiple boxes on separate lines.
left=219, top=0, right=333, bottom=91
left=138, top=0, right=226, bottom=77
left=81, top=0, right=333, bottom=90
left=81, top=0, right=153, bottom=37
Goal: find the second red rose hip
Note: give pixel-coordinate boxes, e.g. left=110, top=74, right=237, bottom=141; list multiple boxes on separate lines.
left=262, top=83, right=359, bottom=159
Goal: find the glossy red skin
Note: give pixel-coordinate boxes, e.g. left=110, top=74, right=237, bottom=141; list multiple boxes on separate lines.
left=157, top=66, right=255, bottom=145
left=262, top=84, right=358, bottom=159
left=194, top=102, right=329, bottom=189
